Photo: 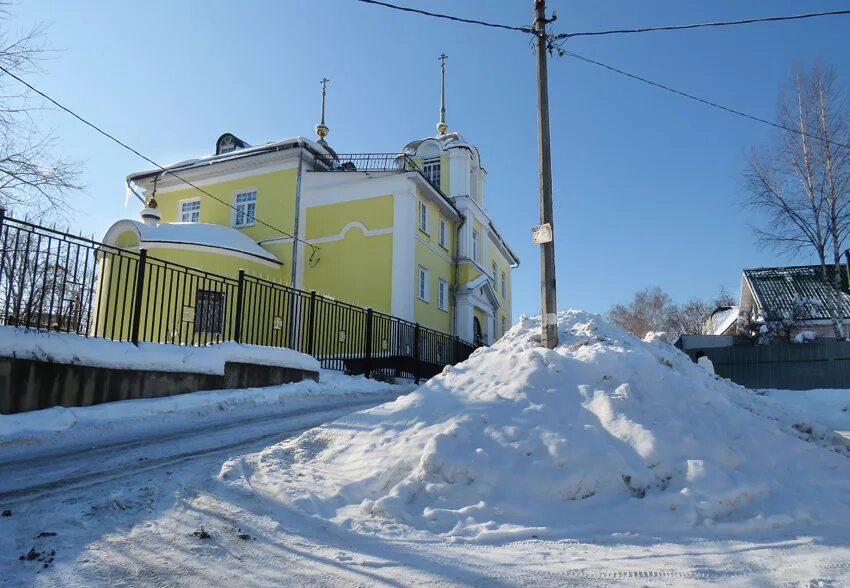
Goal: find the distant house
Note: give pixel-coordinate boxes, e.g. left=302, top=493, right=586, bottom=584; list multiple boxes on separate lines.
left=739, top=265, right=850, bottom=339
left=704, top=305, right=740, bottom=336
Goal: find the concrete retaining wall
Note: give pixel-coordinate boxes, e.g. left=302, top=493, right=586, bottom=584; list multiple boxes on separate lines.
left=0, top=357, right=318, bottom=414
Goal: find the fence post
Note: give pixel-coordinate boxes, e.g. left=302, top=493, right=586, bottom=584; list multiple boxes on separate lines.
left=364, top=307, right=373, bottom=379
left=414, top=322, right=421, bottom=384
left=233, top=269, right=245, bottom=343
left=130, top=248, right=147, bottom=346
left=454, top=335, right=460, bottom=364
left=306, top=290, right=317, bottom=357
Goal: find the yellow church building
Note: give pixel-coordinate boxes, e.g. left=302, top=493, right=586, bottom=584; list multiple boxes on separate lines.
left=102, top=64, right=518, bottom=347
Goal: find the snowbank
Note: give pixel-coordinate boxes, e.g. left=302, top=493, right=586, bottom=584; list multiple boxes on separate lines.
left=0, top=326, right=319, bottom=374
left=219, top=310, right=850, bottom=543
left=0, top=370, right=408, bottom=461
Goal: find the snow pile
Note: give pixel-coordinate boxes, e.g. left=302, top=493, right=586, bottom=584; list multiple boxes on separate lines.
left=0, top=326, right=319, bottom=374
left=794, top=330, right=817, bottom=344
left=219, top=311, right=850, bottom=542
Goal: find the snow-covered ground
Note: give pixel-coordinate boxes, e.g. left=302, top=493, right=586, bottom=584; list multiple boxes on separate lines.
left=2, top=311, right=850, bottom=586
left=760, top=388, right=850, bottom=438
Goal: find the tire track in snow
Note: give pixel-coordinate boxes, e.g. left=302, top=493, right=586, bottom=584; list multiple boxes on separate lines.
left=0, top=394, right=396, bottom=504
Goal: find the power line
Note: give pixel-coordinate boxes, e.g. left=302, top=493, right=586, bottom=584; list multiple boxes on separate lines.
left=352, top=0, right=533, bottom=33
left=559, top=49, right=850, bottom=152
left=0, top=64, right=319, bottom=254
left=558, top=9, right=850, bottom=39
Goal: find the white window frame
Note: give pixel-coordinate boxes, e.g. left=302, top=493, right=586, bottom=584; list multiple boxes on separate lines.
left=501, top=271, right=507, bottom=298
left=179, top=198, right=201, bottom=223
left=233, top=189, right=257, bottom=227
left=438, top=218, right=448, bottom=249
left=472, top=229, right=479, bottom=261
left=417, top=266, right=430, bottom=302
left=418, top=201, right=429, bottom=234
left=422, top=156, right=441, bottom=187
left=438, top=278, right=448, bottom=311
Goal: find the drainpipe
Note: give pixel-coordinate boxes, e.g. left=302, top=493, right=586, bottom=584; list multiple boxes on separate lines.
left=290, top=144, right=305, bottom=288
left=452, top=211, right=467, bottom=337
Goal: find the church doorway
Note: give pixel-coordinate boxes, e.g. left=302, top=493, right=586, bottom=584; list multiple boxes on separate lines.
left=473, top=317, right=484, bottom=347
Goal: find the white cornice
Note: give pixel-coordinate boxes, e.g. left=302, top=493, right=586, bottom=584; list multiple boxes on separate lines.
left=136, top=153, right=302, bottom=193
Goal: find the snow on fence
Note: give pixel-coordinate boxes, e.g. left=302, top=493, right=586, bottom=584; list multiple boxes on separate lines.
left=0, top=210, right=475, bottom=381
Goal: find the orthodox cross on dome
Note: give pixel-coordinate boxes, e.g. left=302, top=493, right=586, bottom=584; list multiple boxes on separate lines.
left=316, top=77, right=330, bottom=140
left=437, top=53, right=448, bottom=135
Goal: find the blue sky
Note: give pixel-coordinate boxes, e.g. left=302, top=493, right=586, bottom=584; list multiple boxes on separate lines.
left=13, top=0, right=850, bottom=319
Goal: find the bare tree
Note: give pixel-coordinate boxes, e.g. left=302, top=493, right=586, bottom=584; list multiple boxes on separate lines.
left=607, top=287, right=678, bottom=341
left=745, top=64, right=850, bottom=337
left=670, top=298, right=713, bottom=337
left=609, top=287, right=736, bottom=341
left=0, top=2, right=80, bottom=218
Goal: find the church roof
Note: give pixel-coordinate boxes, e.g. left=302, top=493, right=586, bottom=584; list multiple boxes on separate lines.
left=104, top=220, right=281, bottom=265
left=402, top=132, right=477, bottom=154
left=127, top=136, right=336, bottom=183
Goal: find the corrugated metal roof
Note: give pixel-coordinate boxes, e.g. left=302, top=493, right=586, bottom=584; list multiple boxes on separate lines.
left=743, top=265, right=850, bottom=320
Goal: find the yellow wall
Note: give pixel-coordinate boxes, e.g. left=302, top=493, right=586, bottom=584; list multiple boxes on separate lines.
left=414, top=239, right=453, bottom=333
left=457, top=261, right=482, bottom=285
left=415, top=188, right=455, bottom=255
left=302, top=195, right=394, bottom=313
left=92, top=227, right=286, bottom=344
left=488, top=236, right=512, bottom=337
left=153, top=167, right=299, bottom=283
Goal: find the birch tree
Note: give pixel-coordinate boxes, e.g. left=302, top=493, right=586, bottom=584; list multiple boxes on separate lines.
left=745, top=64, right=850, bottom=337
left=0, top=2, right=80, bottom=218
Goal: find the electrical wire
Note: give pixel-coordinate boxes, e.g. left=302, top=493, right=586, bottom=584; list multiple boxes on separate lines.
left=559, top=49, right=850, bottom=151
left=558, top=9, right=850, bottom=39
left=352, top=0, right=533, bottom=33
left=0, top=64, right=319, bottom=255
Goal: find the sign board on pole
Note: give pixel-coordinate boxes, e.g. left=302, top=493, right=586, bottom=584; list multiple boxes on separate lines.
left=531, top=223, right=553, bottom=244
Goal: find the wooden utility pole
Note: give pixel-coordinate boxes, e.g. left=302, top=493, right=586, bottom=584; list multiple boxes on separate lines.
left=533, top=0, right=558, bottom=348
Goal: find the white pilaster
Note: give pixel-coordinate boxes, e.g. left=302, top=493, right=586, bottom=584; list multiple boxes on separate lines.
left=392, top=189, right=416, bottom=321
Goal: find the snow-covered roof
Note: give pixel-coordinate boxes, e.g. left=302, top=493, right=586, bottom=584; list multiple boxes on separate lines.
left=743, top=265, right=850, bottom=320
left=403, top=131, right=473, bottom=153
left=103, top=220, right=281, bottom=265
left=127, top=136, right=335, bottom=182
left=705, top=306, right=739, bottom=335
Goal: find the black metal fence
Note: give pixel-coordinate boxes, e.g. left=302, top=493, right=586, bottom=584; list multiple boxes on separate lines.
left=0, top=210, right=475, bottom=381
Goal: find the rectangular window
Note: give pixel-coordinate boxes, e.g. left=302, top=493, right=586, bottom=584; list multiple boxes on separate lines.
left=492, top=261, right=497, bottom=284
left=418, top=201, right=428, bottom=233
left=194, top=289, right=225, bottom=334
left=439, top=219, right=447, bottom=248
left=180, top=199, right=200, bottom=223
left=438, top=278, right=448, bottom=311
left=422, top=157, right=441, bottom=187
left=502, top=316, right=507, bottom=337
left=472, top=230, right=479, bottom=261
left=417, top=266, right=429, bottom=302
left=501, top=271, right=507, bottom=298
left=234, top=190, right=257, bottom=227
